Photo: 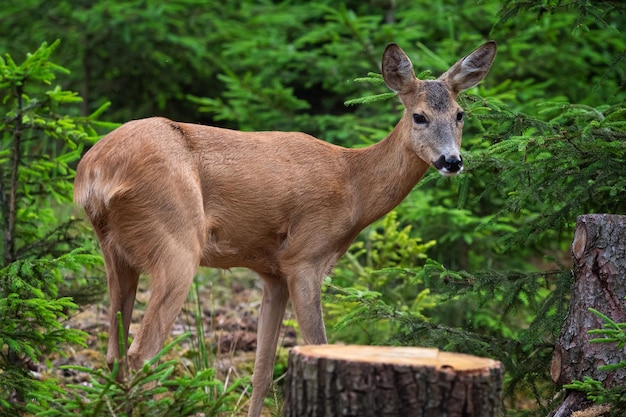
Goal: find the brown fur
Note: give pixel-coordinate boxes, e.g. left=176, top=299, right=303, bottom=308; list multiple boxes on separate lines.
left=74, top=41, right=496, bottom=417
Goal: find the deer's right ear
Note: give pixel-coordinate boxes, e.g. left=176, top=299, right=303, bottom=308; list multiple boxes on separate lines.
left=382, top=43, right=416, bottom=93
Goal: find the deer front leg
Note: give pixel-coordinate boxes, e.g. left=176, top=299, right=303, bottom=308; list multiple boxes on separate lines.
left=247, top=277, right=289, bottom=417
left=287, top=266, right=328, bottom=345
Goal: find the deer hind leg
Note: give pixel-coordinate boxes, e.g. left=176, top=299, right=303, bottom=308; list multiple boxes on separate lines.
left=247, top=276, right=289, bottom=417
left=126, top=244, right=201, bottom=372
left=101, top=245, right=140, bottom=380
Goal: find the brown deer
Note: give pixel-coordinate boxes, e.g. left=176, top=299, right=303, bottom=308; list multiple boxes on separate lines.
left=74, top=41, right=496, bottom=416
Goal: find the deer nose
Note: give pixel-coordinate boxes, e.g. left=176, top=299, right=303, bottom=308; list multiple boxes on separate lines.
left=434, top=155, right=463, bottom=175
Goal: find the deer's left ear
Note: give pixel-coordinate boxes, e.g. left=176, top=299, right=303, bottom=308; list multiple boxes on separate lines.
left=439, top=41, right=497, bottom=95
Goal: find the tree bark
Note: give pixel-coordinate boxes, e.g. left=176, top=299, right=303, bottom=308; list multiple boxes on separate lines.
left=283, top=344, right=503, bottom=417
left=548, top=214, right=626, bottom=417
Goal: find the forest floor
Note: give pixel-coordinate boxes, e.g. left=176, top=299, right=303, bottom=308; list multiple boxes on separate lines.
left=39, top=267, right=545, bottom=416
left=42, top=268, right=297, bottom=416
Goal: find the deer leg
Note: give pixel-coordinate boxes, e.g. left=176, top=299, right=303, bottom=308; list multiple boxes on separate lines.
left=287, top=266, right=328, bottom=345
left=126, top=249, right=200, bottom=371
left=247, top=277, right=289, bottom=417
left=102, top=247, right=140, bottom=380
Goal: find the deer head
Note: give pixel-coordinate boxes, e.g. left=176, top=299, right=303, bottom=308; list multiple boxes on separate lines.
left=382, top=41, right=497, bottom=175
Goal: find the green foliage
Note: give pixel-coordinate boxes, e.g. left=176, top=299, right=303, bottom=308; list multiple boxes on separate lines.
left=0, top=253, right=99, bottom=415
left=185, top=278, right=213, bottom=374
left=0, top=41, right=105, bottom=415
left=472, top=99, right=626, bottom=249
left=586, top=309, right=626, bottom=350
left=493, top=0, right=625, bottom=108
left=0, top=0, right=223, bottom=122
left=0, top=40, right=111, bottom=264
left=498, top=0, right=626, bottom=33
left=324, top=281, right=434, bottom=343
left=26, top=333, right=244, bottom=417
left=324, top=211, right=437, bottom=344
left=0, top=254, right=95, bottom=359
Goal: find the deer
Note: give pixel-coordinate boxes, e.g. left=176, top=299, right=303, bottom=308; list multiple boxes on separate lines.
left=74, top=41, right=496, bottom=416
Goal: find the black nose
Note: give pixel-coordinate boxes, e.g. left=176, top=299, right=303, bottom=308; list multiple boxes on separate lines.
left=445, top=156, right=463, bottom=172
left=434, top=155, right=463, bottom=173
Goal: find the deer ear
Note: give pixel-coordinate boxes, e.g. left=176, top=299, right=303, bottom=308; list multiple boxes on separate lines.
left=439, top=41, right=497, bottom=95
left=382, top=43, right=416, bottom=93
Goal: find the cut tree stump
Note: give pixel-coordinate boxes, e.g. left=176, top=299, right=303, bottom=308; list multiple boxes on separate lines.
left=283, top=344, right=503, bottom=417
left=548, top=214, right=626, bottom=417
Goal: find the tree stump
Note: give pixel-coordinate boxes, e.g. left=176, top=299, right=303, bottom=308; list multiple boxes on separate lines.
left=548, top=214, right=626, bottom=417
left=283, top=344, right=503, bottom=417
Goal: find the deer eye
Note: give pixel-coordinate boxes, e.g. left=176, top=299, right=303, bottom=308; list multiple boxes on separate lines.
left=456, top=111, right=464, bottom=122
left=413, top=113, right=428, bottom=124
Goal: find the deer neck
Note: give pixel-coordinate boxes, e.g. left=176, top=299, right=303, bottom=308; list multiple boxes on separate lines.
left=346, top=119, right=430, bottom=228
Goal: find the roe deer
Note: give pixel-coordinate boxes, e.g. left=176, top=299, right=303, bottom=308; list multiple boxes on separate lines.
left=74, top=41, right=496, bottom=416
